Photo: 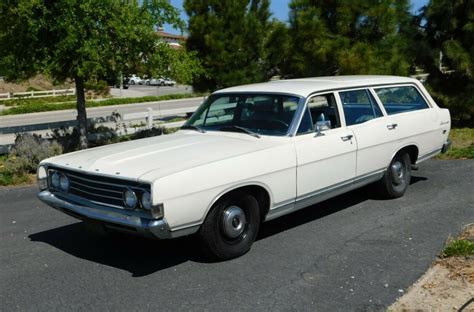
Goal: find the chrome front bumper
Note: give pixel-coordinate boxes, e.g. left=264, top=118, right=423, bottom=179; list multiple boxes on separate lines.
left=37, top=190, right=171, bottom=239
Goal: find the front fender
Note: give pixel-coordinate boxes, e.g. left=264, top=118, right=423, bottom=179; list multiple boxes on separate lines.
left=153, top=143, right=297, bottom=230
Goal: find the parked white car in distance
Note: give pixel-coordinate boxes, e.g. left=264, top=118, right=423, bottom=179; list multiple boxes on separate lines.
left=128, top=74, right=144, bottom=85
left=162, top=77, right=176, bottom=86
left=37, top=75, right=451, bottom=260
left=144, top=77, right=175, bottom=86
left=144, top=77, right=163, bottom=86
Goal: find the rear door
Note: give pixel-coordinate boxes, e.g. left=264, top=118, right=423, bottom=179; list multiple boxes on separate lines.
left=337, top=88, right=396, bottom=177
left=293, top=93, right=357, bottom=201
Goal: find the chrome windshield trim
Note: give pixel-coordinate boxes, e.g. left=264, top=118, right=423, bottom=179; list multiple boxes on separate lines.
left=287, top=96, right=308, bottom=137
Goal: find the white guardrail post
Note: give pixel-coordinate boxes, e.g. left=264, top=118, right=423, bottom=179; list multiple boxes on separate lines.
left=147, top=108, right=153, bottom=129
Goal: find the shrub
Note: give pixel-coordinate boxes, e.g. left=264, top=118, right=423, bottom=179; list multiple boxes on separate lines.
left=442, top=239, right=474, bottom=257
left=85, top=79, right=110, bottom=97
left=49, top=123, right=118, bottom=153
left=1, top=134, right=62, bottom=185
left=130, top=126, right=167, bottom=139
left=8, top=133, right=62, bottom=173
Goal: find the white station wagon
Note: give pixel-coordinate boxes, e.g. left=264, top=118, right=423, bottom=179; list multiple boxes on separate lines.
left=37, top=76, right=451, bottom=260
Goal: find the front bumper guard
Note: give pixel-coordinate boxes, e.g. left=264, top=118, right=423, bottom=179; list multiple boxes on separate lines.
left=37, top=190, right=171, bottom=239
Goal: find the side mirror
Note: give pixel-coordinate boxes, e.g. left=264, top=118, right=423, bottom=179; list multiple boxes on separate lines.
left=314, top=120, right=331, bottom=137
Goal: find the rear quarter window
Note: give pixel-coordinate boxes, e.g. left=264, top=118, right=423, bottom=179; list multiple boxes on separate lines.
left=375, top=86, right=429, bottom=115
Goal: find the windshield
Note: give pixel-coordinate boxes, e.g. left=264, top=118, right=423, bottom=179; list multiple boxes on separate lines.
left=185, top=93, right=301, bottom=136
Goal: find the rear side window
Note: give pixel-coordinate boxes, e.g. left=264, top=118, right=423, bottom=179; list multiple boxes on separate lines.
left=339, top=89, right=383, bottom=126
left=375, top=86, right=429, bottom=115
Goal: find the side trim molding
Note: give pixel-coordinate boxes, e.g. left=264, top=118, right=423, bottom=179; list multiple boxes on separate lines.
left=265, top=169, right=385, bottom=222
left=416, top=148, right=442, bottom=164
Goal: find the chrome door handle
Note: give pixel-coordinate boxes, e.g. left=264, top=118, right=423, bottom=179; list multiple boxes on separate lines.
left=341, top=134, right=353, bottom=141
left=387, top=123, right=398, bottom=130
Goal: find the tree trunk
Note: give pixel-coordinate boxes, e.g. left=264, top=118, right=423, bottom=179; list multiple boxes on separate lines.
left=75, top=77, right=88, bottom=149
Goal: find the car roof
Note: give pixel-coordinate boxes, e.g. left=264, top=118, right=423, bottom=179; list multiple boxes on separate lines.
left=214, top=75, right=419, bottom=98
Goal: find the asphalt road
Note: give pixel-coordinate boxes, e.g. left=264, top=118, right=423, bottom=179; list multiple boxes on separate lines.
left=1, top=159, right=473, bottom=311
left=0, top=97, right=204, bottom=129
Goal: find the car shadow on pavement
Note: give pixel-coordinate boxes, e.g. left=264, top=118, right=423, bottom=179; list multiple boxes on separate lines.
left=29, top=223, right=200, bottom=277
left=29, top=175, right=428, bottom=277
left=259, top=174, right=427, bottom=240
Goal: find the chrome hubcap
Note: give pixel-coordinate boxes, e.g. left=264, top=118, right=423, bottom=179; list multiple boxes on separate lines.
left=391, top=161, right=404, bottom=185
left=222, top=206, right=246, bottom=239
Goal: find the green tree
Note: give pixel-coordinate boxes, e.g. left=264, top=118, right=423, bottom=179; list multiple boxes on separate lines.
left=286, top=0, right=414, bottom=77
left=418, top=0, right=473, bottom=125
left=264, top=20, right=292, bottom=78
left=146, top=44, right=203, bottom=85
left=0, top=0, right=189, bottom=149
left=184, top=0, right=271, bottom=92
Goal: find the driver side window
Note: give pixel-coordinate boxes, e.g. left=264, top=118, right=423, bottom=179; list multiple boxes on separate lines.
left=297, top=93, right=341, bottom=135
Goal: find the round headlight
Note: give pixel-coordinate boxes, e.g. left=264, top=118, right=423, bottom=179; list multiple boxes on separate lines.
left=37, top=165, right=48, bottom=190
left=141, top=191, right=152, bottom=210
left=51, top=171, right=60, bottom=189
left=123, top=189, right=137, bottom=209
left=59, top=174, right=70, bottom=192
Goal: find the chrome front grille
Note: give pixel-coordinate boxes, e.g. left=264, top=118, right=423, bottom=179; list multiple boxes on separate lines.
left=47, top=166, right=150, bottom=209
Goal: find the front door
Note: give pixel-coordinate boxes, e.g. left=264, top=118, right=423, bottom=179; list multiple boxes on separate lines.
left=293, top=93, right=357, bottom=203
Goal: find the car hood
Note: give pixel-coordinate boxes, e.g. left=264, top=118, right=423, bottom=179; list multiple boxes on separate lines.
left=43, top=131, right=281, bottom=182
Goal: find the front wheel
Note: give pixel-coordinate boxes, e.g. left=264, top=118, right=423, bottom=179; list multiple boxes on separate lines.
left=377, top=152, right=412, bottom=198
left=198, top=191, right=260, bottom=260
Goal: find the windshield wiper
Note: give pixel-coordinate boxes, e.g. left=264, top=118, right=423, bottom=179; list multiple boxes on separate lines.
left=181, top=124, right=206, bottom=133
left=219, top=125, right=261, bottom=138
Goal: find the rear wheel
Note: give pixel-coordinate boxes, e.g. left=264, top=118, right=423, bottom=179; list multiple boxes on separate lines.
left=378, top=152, right=412, bottom=198
left=198, top=191, right=260, bottom=260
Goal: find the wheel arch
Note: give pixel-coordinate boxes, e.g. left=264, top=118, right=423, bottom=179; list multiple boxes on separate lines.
left=204, top=183, right=273, bottom=223
left=391, top=144, right=419, bottom=165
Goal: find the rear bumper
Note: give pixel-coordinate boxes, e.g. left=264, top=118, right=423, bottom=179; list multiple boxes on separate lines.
left=37, top=191, right=171, bottom=239
left=441, top=139, right=452, bottom=153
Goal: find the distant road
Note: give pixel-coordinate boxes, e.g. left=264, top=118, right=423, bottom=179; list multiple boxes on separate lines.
left=0, top=97, right=204, bottom=147
left=0, top=97, right=204, bottom=129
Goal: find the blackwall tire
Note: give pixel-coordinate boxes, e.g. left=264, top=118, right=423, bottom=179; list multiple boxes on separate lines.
left=198, top=191, right=260, bottom=261
left=378, top=152, right=412, bottom=199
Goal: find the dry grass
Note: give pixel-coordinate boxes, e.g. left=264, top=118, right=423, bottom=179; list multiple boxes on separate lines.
left=438, top=128, right=474, bottom=159
left=0, top=75, right=74, bottom=93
